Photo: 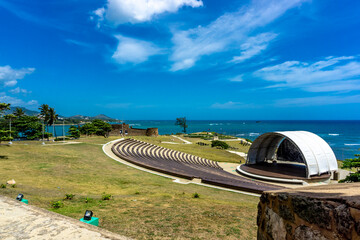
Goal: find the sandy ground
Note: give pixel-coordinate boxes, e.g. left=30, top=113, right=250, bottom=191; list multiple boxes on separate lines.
left=0, top=195, right=130, bottom=240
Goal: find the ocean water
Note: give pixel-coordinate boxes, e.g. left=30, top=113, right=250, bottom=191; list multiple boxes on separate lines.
left=51, top=120, right=360, bottom=160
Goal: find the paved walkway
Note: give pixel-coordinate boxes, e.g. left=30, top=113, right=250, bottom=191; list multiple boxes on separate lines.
left=171, top=135, right=192, bottom=144
left=227, top=150, right=247, bottom=158
left=0, top=195, right=129, bottom=240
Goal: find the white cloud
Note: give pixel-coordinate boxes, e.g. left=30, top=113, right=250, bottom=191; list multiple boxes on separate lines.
left=275, top=95, right=360, bottom=107
left=0, top=65, right=35, bottom=87
left=0, top=92, right=38, bottom=108
left=65, top=39, right=92, bottom=48
left=210, top=101, right=258, bottom=109
left=255, top=56, right=360, bottom=92
left=93, top=0, right=203, bottom=25
left=228, top=75, right=244, bottom=82
left=112, top=35, right=161, bottom=64
left=9, top=87, right=31, bottom=94
left=170, top=0, right=305, bottom=71
left=231, top=33, right=277, bottom=63
left=211, top=101, right=243, bottom=109
left=102, top=103, right=132, bottom=108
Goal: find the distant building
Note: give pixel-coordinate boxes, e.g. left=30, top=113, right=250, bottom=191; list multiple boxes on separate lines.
left=109, top=123, right=158, bottom=137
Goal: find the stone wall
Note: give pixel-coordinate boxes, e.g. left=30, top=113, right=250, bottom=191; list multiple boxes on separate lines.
left=146, top=128, right=158, bottom=137
left=109, top=124, right=158, bottom=137
left=257, top=183, right=360, bottom=240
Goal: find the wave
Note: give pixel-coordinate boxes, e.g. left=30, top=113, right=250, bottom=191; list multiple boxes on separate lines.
left=129, top=124, right=141, bottom=126
left=236, top=134, right=245, bottom=136
left=344, top=144, right=360, bottom=146
left=328, top=133, right=339, bottom=136
left=249, top=133, right=260, bottom=136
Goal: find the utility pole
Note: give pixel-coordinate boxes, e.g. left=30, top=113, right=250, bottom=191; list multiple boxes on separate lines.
left=9, top=117, right=12, bottom=145
left=42, top=120, right=45, bottom=145
left=63, top=119, right=65, bottom=142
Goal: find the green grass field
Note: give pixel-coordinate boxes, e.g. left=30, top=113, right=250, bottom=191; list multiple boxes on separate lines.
left=0, top=136, right=257, bottom=239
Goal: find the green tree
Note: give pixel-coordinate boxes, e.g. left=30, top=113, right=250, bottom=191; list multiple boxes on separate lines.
left=48, top=107, right=58, bottom=139
left=39, top=104, right=50, bottom=132
left=12, top=115, right=51, bottom=140
left=0, top=103, right=11, bottom=117
left=68, top=126, right=80, bottom=139
left=339, top=154, right=360, bottom=183
left=211, top=140, right=230, bottom=149
left=79, top=120, right=111, bottom=138
left=0, top=130, right=13, bottom=143
left=79, top=123, right=97, bottom=136
left=92, top=119, right=112, bottom=137
left=13, top=107, right=25, bottom=117
left=175, top=117, right=188, bottom=133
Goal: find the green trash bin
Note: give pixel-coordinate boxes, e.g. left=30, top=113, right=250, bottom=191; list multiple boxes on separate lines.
left=80, top=217, right=99, bottom=226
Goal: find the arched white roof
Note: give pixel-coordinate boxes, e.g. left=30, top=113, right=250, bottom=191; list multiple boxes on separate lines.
left=246, top=131, right=338, bottom=178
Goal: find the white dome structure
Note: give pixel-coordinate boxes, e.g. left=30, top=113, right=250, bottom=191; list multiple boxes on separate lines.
left=246, top=131, right=338, bottom=179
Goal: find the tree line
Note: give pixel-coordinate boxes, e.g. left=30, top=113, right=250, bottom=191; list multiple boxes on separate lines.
left=0, top=102, right=112, bottom=143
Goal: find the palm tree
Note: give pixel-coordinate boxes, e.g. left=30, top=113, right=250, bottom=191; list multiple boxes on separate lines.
left=14, top=107, right=25, bottom=117
left=48, top=107, right=58, bottom=139
left=39, top=104, right=50, bottom=132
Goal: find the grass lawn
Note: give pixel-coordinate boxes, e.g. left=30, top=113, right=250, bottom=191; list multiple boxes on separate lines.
left=0, top=136, right=258, bottom=239
left=131, top=135, right=249, bottom=164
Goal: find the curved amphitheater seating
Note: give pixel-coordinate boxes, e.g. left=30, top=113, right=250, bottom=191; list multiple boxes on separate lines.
left=112, top=139, right=284, bottom=194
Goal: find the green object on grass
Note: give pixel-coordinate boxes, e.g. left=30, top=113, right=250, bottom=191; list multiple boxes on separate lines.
left=21, top=199, right=28, bottom=204
left=80, top=217, right=99, bottom=226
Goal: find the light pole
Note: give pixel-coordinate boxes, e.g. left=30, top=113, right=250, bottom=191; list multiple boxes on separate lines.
left=42, top=119, right=45, bottom=145
left=9, top=117, right=12, bottom=145
left=63, top=118, right=65, bottom=142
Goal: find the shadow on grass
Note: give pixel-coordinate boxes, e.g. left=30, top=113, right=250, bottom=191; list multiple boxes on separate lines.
left=0, top=155, right=8, bottom=159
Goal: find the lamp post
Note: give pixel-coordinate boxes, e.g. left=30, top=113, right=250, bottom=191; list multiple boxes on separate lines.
left=9, top=116, right=12, bottom=145
left=63, top=118, right=65, bottom=142
left=42, top=120, right=45, bottom=145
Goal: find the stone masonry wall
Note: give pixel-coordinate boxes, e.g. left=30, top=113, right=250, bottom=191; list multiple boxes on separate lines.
left=109, top=124, right=158, bottom=137
left=257, top=183, right=360, bottom=240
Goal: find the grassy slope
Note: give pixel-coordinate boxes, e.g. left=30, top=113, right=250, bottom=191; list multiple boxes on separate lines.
left=0, top=136, right=258, bottom=240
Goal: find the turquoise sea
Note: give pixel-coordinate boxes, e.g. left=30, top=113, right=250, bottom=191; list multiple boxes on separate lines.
left=51, top=120, right=360, bottom=160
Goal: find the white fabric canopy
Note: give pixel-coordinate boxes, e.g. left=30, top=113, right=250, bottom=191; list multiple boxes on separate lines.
left=246, top=131, right=338, bottom=178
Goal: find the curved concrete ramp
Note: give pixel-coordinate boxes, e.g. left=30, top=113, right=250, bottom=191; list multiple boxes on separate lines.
left=0, top=195, right=130, bottom=240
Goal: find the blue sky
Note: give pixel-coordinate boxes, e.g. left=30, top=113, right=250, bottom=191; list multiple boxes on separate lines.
left=1, top=0, right=360, bottom=120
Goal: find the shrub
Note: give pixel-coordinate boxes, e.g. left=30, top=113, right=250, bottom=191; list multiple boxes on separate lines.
left=339, top=172, right=360, bottom=183
left=192, top=193, right=200, bottom=198
left=135, top=191, right=140, bottom=195
left=211, top=140, right=229, bottom=149
left=0, top=184, right=6, bottom=188
left=64, top=193, right=75, bottom=200
left=11, top=184, right=16, bottom=188
left=54, top=137, right=70, bottom=141
left=245, top=138, right=253, bottom=143
left=339, top=154, right=360, bottom=183
left=102, top=193, right=112, bottom=200
left=51, top=201, right=63, bottom=209
left=85, top=197, right=93, bottom=203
